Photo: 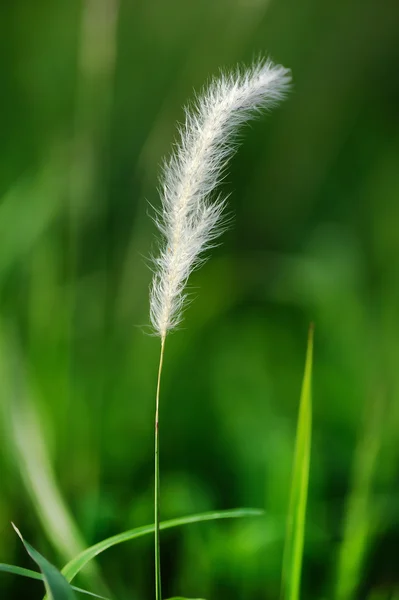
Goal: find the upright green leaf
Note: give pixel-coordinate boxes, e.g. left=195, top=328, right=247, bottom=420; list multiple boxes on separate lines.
left=281, top=324, right=314, bottom=600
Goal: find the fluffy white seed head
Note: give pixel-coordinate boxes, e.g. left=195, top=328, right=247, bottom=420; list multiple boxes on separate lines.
left=150, top=59, right=291, bottom=338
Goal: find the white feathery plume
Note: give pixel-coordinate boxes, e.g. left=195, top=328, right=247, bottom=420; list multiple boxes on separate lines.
left=150, top=59, right=291, bottom=339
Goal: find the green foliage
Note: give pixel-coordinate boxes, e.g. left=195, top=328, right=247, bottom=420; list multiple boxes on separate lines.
left=281, top=326, right=313, bottom=600
left=12, top=525, right=77, bottom=600
left=0, top=564, right=108, bottom=600
left=334, top=396, right=384, bottom=600
left=1, top=0, right=399, bottom=599
left=61, top=509, right=263, bottom=583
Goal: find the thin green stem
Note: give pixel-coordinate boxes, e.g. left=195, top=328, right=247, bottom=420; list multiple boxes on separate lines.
left=155, top=336, right=165, bottom=600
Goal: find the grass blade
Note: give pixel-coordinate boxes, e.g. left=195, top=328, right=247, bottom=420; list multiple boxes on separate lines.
left=0, top=322, right=87, bottom=561
left=12, top=524, right=77, bottom=600
left=334, top=394, right=384, bottom=600
left=281, top=324, right=314, bottom=600
left=0, top=563, right=43, bottom=582
left=0, top=564, right=109, bottom=599
left=62, top=508, right=263, bottom=583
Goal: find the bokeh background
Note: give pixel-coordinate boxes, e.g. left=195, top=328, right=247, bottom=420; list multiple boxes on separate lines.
left=1, top=0, right=399, bottom=599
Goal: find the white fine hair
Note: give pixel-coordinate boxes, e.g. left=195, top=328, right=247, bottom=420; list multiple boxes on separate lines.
left=150, top=59, right=291, bottom=339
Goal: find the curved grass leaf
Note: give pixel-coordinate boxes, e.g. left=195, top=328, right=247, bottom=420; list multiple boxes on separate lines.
left=281, top=324, right=313, bottom=600
left=13, top=523, right=77, bottom=600
left=62, top=508, right=263, bottom=583
left=0, top=564, right=108, bottom=599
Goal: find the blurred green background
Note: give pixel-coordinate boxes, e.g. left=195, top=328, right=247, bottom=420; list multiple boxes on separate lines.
left=1, top=0, right=399, bottom=599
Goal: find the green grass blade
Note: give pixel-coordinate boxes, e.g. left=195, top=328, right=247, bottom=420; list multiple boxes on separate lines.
left=62, top=508, right=263, bottom=583
left=281, top=324, right=313, bottom=600
left=0, top=322, right=87, bottom=561
left=13, top=524, right=77, bottom=600
left=0, top=564, right=109, bottom=599
left=334, top=395, right=384, bottom=600
left=0, top=563, right=43, bottom=582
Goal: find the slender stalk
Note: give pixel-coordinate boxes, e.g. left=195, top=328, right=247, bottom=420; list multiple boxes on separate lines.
left=148, top=59, right=290, bottom=600
left=154, top=336, right=166, bottom=600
